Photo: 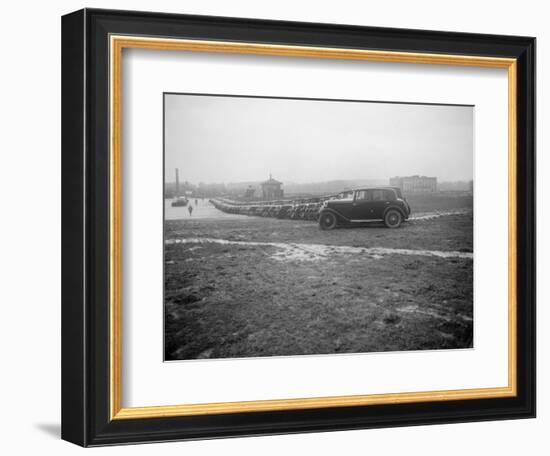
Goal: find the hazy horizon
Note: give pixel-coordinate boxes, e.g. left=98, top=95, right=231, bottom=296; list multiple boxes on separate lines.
left=165, top=94, right=474, bottom=185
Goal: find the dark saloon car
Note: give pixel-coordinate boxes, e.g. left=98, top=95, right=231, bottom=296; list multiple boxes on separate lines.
left=318, top=187, right=410, bottom=230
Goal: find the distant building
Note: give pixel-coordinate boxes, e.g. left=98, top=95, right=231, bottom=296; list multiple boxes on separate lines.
left=261, top=174, right=284, bottom=200
left=244, top=185, right=255, bottom=198
left=390, top=175, right=437, bottom=193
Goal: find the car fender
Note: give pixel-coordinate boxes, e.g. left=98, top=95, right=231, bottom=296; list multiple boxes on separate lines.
left=319, top=207, right=350, bottom=222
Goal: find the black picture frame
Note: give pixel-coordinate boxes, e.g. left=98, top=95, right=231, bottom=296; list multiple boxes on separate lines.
left=62, top=8, right=535, bottom=447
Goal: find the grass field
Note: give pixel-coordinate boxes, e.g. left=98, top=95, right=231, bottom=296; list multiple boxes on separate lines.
left=164, top=193, right=473, bottom=360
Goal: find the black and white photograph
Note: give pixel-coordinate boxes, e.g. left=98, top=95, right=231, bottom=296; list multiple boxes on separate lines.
left=163, top=93, right=474, bottom=361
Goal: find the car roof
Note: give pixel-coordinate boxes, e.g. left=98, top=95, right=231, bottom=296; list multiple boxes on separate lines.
left=353, top=187, right=399, bottom=192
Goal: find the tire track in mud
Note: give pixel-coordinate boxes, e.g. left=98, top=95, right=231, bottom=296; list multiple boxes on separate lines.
left=409, top=209, right=471, bottom=221
left=165, top=238, right=473, bottom=261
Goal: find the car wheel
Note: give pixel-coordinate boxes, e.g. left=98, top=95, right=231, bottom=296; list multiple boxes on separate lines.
left=319, top=212, right=337, bottom=230
left=384, top=209, right=402, bottom=228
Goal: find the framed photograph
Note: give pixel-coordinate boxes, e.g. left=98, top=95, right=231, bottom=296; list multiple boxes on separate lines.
left=61, top=8, right=535, bottom=446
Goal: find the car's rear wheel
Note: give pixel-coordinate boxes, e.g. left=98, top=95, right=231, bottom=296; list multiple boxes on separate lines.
left=384, top=209, right=402, bottom=228
left=319, top=212, right=337, bottom=230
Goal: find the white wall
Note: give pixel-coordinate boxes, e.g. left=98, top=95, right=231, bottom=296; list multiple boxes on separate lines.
left=0, top=0, right=545, bottom=454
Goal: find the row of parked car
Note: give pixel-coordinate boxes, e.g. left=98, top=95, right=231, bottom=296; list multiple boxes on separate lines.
left=210, top=187, right=411, bottom=229
left=210, top=198, right=324, bottom=221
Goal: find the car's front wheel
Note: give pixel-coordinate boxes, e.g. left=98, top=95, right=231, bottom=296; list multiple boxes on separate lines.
left=384, top=209, right=403, bottom=228
left=319, top=211, right=337, bottom=230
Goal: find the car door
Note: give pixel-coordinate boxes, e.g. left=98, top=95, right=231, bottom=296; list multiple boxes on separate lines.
left=350, top=190, right=375, bottom=220
left=370, top=189, right=392, bottom=219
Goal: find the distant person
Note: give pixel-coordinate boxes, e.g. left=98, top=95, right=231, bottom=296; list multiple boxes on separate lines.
left=195, top=199, right=198, bottom=205
left=188, top=205, right=193, bottom=216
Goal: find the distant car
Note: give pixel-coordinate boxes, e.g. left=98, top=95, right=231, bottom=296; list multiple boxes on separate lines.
left=171, top=196, right=188, bottom=207
left=318, top=187, right=410, bottom=230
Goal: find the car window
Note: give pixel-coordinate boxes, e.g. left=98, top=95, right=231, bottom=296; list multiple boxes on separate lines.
left=355, top=190, right=395, bottom=201
left=355, top=190, right=381, bottom=201
left=392, top=188, right=403, bottom=199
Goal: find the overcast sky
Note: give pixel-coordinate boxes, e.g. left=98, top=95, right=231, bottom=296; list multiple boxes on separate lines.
left=164, top=94, right=473, bottom=184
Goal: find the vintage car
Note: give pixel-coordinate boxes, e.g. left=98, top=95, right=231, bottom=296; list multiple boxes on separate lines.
left=318, top=187, right=410, bottom=230
left=170, top=196, right=189, bottom=207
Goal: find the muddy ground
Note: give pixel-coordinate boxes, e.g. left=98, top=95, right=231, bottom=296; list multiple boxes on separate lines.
left=165, top=195, right=473, bottom=360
